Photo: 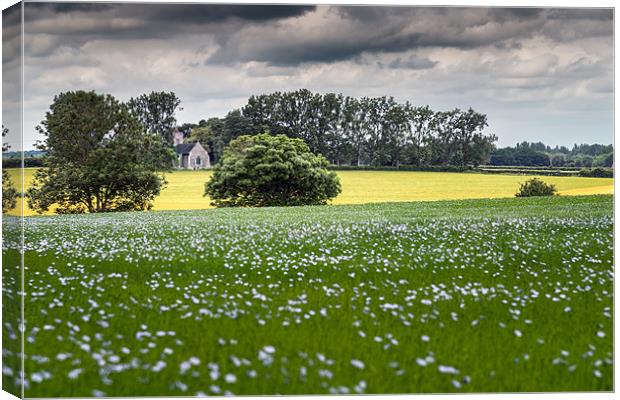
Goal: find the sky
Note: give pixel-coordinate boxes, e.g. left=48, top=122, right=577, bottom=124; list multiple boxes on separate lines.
left=2, top=1, right=615, bottom=150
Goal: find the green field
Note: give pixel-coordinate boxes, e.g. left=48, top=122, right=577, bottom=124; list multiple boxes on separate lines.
left=2, top=195, right=613, bottom=396
left=6, top=168, right=614, bottom=215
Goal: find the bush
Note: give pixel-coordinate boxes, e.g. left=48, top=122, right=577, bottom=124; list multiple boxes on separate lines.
left=205, top=134, right=341, bottom=207
left=515, top=178, right=558, bottom=197
left=579, top=167, right=613, bottom=178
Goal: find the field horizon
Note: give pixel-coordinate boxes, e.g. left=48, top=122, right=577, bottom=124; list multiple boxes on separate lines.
left=6, top=168, right=614, bottom=216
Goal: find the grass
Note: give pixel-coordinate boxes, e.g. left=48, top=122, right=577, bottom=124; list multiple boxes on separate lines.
left=2, top=195, right=613, bottom=396
left=5, top=168, right=614, bottom=215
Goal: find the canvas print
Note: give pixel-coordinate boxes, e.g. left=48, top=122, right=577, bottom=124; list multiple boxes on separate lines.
left=1, top=1, right=614, bottom=397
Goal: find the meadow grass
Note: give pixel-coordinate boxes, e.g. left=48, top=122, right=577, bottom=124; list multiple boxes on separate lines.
left=6, top=168, right=613, bottom=215
left=1, top=195, right=613, bottom=396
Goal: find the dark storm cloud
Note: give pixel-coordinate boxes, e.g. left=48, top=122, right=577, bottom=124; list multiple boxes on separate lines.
left=26, top=2, right=315, bottom=25
left=3, top=3, right=22, bottom=65
left=22, top=2, right=315, bottom=58
left=155, top=4, right=316, bottom=23
left=29, top=2, right=113, bottom=13
left=209, top=32, right=439, bottom=66
left=207, top=6, right=613, bottom=66
left=21, top=4, right=613, bottom=66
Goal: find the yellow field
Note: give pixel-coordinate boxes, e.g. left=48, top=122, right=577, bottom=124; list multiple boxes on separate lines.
left=6, top=168, right=613, bottom=216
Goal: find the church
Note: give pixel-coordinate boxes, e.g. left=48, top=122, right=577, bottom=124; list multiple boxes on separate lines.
left=172, top=128, right=210, bottom=169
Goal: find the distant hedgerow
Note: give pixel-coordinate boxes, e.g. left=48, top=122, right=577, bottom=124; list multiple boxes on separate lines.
left=515, top=178, right=558, bottom=197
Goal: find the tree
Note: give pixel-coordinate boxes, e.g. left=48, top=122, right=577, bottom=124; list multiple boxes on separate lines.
left=432, top=110, right=462, bottom=165
left=342, top=96, right=367, bottom=166
left=404, top=105, right=434, bottom=166
left=205, top=134, right=341, bottom=207
left=127, top=91, right=182, bottom=145
left=2, top=126, right=18, bottom=213
left=592, top=152, right=613, bottom=168
left=214, top=88, right=499, bottom=168
left=550, top=153, right=566, bottom=167
left=27, top=91, right=170, bottom=214
left=187, top=126, right=214, bottom=148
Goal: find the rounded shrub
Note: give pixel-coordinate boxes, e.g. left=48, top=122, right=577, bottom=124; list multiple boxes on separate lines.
left=205, top=134, right=341, bottom=207
left=515, top=178, right=558, bottom=197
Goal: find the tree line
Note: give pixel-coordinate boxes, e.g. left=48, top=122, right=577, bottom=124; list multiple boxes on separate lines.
left=185, top=89, right=498, bottom=168
left=490, top=141, right=613, bottom=168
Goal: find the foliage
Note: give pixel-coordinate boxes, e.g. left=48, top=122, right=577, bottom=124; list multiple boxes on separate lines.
left=579, top=167, right=614, bottom=178
left=490, top=147, right=550, bottom=166
left=242, top=90, right=496, bottom=167
left=490, top=141, right=613, bottom=168
left=479, top=167, right=580, bottom=177
left=515, top=178, right=558, bottom=197
left=127, top=91, right=182, bottom=146
left=27, top=91, right=171, bottom=214
left=2, top=171, right=18, bottom=214
left=187, top=111, right=256, bottom=164
left=3, top=156, right=44, bottom=168
left=181, top=89, right=496, bottom=168
left=592, top=152, right=613, bottom=168
left=328, top=164, right=473, bottom=172
left=205, top=134, right=341, bottom=207
left=2, top=125, right=18, bottom=213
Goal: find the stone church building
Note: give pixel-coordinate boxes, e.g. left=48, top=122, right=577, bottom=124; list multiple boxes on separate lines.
left=173, top=128, right=210, bottom=169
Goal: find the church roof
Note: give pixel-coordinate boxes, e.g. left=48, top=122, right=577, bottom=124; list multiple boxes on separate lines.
left=175, top=143, right=197, bottom=154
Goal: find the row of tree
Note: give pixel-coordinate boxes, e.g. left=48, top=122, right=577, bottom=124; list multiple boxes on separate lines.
left=490, top=141, right=614, bottom=167
left=185, top=89, right=498, bottom=167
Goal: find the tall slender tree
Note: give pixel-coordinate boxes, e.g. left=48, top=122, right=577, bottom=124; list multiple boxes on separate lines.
left=127, top=91, right=182, bottom=146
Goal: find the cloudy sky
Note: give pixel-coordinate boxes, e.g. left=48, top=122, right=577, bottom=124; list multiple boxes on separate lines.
left=2, top=1, right=614, bottom=150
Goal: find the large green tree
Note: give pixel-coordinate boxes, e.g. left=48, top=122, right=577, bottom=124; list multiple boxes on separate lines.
left=205, top=134, right=341, bottom=207
left=28, top=91, right=171, bottom=214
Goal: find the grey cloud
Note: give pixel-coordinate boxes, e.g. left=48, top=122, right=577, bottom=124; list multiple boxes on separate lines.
left=20, top=4, right=614, bottom=67
left=25, top=3, right=315, bottom=27
left=544, top=8, right=613, bottom=20
left=22, top=3, right=316, bottom=58
left=3, top=3, right=22, bottom=64
left=209, top=33, right=432, bottom=66
left=386, top=56, right=438, bottom=70
left=207, top=6, right=612, bottom=67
